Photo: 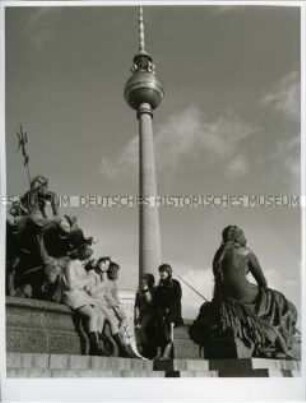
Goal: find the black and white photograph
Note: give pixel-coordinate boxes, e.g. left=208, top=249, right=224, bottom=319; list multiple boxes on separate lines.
left=0, top=1, right=305, bottom=401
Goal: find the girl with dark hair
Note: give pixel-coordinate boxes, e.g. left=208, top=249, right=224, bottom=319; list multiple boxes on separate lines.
left=154, top=264, right=183, bottom=359
left=106, top=262, right=139, bottom=357
left=87, top=260, right=138, bottom=358
left=134, top=273, right=157, bottom=358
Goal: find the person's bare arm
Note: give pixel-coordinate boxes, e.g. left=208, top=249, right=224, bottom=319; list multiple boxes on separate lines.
left=212, top=245, right=226, bottom=283
left=143, top=290, right=153, bottom=304
left=37, top=233, right=53, bottom=265
left=111, top=283, right=127, bottom=321
left=248, top=250, right=268, bottom=288
left=63, top=263, right=73, bottom=290
left=134, top=292, right=140, bottom=325
left=84, top=273, right=102, bottom=294
left=45, top=191, right=60, bottom=216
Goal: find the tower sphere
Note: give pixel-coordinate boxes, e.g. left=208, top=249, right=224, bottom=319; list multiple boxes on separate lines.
left=124, top=71, right=164, bottom=110
left=124, top=54, right=164, bottom=110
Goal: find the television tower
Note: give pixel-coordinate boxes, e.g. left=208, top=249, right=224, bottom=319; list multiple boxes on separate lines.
left=124, top=6, right=164, bottom=284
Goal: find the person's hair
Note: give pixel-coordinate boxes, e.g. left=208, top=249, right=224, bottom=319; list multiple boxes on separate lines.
left=68, top=245, right=86, bottom=260
left=67, top=249, right=79, bottom=260
left=96, top=256, right=111, bottom=266
left=108, top=261, right=120, bottom=273
left=222, top=225, right=236, bottom=242
left=158, top=263, right=172, bottom=276
left=142, top=273, right=155, bottom=288
left=235, top=228, right=247, bottom=247
left=78, top=245, right=93, bottom=261
left=30, top=175, right=48, bottom=190
left=222, top=225, right=247, bottom=246
left=84, top=258, right=95, bottom=272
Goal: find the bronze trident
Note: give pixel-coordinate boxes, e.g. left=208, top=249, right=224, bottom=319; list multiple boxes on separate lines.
left=16, top=124, right=31, bottom=187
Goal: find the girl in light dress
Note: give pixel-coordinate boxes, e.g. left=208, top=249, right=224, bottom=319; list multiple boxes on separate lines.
left=61, top=241, right=105, bottom=356
left=87, top=258, right=140, bottom=358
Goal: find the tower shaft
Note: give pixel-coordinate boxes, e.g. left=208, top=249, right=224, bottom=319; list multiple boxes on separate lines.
left=124, top=6, right=164, bottom=286
left=138, top=103, right=161, bottom=282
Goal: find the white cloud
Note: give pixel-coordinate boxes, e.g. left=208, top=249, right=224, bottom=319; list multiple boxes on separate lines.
left=212, top=6, right=246, bottom=15
left=282, top=136, right=300, bottom=182
left=226, top=154, right=249, bottom=178
left=284, top=154, right=300, bottom=180
left=100, top=106, right=255, bottom=179
left=155, top=107, right=253, bottom=169
left=100, top=136, right=138, bottom=178
left=261, top=71, right=300, bottom=121
left=264, top=134, right=300, bottom=193
left=24, top=8, right=62, bottom=50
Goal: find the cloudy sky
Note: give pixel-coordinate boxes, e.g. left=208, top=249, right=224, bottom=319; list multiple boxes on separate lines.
left=6, top=5, right=301, bottom=319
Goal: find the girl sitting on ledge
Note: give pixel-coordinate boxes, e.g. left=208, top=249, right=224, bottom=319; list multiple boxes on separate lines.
left=61, top=234, right=106, bottom=356
left=87, top=259, right=139, bottom=358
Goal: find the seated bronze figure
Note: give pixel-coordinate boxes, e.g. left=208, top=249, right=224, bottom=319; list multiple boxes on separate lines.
left=190, top=225, right=299, bottom=359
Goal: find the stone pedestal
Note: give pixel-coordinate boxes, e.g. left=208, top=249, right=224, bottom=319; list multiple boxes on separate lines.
left=6, top=293, right=138, bottom=356
left=6, top=297, right=82, bottom=354
left=172, top=323, right=253, bottom=360
left=202, top=332, right=254, bottom=359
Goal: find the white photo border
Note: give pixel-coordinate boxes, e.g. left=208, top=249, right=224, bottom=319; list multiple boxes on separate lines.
left=0, top=1, right=305, bottom=402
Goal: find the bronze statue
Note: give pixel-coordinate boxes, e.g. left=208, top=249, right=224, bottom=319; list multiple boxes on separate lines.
left=190, top=225, right=299, bottom=359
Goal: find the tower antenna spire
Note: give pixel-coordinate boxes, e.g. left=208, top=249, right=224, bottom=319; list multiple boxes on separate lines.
left=138, top=5, right=146, bottom=54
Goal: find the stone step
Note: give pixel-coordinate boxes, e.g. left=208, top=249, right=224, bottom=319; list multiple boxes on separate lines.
left=178, top=369, right=297, bottom=377
left=7, top=353, right=154, bottom=371
left=173, top=325, right=202, bottom=359
left=177, top=358, right=299, bottom=371
left=173, top=326, right=191, bottom=340
left=7, top=353, right=301, bottom=378
left=173, top=359, right=209, bottom=371
left=208, top=358, right=300, bottom=372
left=173, top=340, right=201, bottom=359
left=172, top=358, right=300, bottom=374
left=251, top=358, right=301, bottom=372
left=7, top=368, right=166, bottom=378
left=7, top=367, right=297, bottom=378
left=179, top=370, right=218, bottom=377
